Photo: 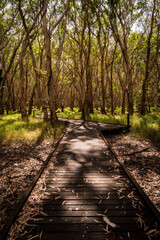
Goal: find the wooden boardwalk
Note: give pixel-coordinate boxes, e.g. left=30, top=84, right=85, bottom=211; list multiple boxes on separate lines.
left=16, top=120, right=159, bottom=240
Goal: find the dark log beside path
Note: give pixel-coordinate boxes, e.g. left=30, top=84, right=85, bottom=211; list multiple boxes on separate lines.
left=14, top=120, right=160, bottom=239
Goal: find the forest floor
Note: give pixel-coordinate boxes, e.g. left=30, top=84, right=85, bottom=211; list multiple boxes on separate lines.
left=0, top=140, right=54, bottom=232
left=109, top=134, right=160, bottom=213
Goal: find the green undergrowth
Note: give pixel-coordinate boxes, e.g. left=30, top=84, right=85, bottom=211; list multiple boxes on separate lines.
left=57, top=108, right=81, bottom=119
left=0, top=114, right=66, bottom=144
left=130, top=113, right=160, bottom=144
left=57, top=108, right=160, bottom=145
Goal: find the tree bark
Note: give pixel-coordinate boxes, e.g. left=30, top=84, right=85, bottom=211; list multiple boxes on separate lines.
left=121, top=90, right=126, bottom=114
left=19, top=40, right=28, bottom=121
left=140, top=0, right=156, bottom=115
left=43, top=0, right=58, bottom=125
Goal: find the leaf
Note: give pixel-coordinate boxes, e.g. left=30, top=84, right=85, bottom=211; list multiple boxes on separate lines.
left=62, top=200, right=66, bottom=205
left=104, top=208, right=108, bottom=213
left=93, top=219, right=101, bottom=223
left=145, top=229, right=157, bottom=235
left=39, top=231, right=43, bottom=239
left=98, top=199, right=102, bottom=204
left=27, top=235, right=39, bottom=240
left=49, top=219, right=54, bottom=222
left=40, top=211, right=48, bottom=216
left=103, top=215, right=118, bottom=228
left=98, top=194, right=103, bottom=199
left=55, top=196, right=61, bottom=200
left=38, top=190, right=44, bottom=194
left=119, top=196, right=125, bottom=199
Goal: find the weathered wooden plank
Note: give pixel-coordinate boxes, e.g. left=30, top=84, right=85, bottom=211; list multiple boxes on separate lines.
left=44, top=189, right=138, bottom=196
left=40, top=204, right=145, bottom=211
left=17, top=231, right=149, bottom=240
left=34, top=231, right=149, bottom=240
left=24, top=222, right=147, bottom=232
left=40, top=195, right=137, bottom=202
left=28, top=216, right=154, bottom=225
left=41, top=199, right=137, bottom=205
left=37, top=210, right=149, bottom=217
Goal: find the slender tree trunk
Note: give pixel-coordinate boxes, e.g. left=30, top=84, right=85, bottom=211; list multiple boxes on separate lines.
left=101, top=53, right=106, bottom=114
left=110, top=61, right=114, bottom=115
left=128, top=72, right=134, bottom=115
left=19, top=41, right=28, bottom=121
left=121, top=90, right=126, bottom=114
left=0, top=90, right=4, bottom=114
left=141, top=0, right=156, bottom=115
left=28, top=84, right=36, bottom=115
left=70, top=86, right=74, bottom=111
left=43, top=1, right=58, bottom=125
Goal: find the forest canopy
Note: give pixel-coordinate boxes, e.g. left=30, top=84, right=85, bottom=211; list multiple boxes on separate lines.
left=0, top=0, right=160, bottom=124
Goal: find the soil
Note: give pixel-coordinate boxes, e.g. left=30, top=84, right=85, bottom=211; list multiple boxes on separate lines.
left=0, top=140, right=54, bottom=232
left=108, top=133, right=160, bottom=213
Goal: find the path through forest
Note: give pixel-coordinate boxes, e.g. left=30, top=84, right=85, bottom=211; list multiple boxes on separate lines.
left=9, top=120, right=159, bottom=240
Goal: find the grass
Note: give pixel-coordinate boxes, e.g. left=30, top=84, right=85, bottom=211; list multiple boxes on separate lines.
left=130, top=113, right=160, bottom=144
left=1, top=109, right=159, bottom=145
left=57, top=108, right=160, bottom=145
left=0, top=114, right=66, bottom=144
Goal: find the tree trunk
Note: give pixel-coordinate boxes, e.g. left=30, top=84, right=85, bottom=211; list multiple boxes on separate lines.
left=28, top=84, right=36, bottom=115
left=70, top=87, right=74, bottom=111
left=101, top=55, right=106, bottom=114
left=140, top=0, right=156, bottom=115
left=110, top=61, right=114, bottom=115
left=0, top=90, right=4, bottom=114
left=127, top=86, right=134, bottom=115
left=121, top=90, right=126, bottom=114
left=19, top=40, right=28, bottom=121
left=43, top=1, right=58, bottom=125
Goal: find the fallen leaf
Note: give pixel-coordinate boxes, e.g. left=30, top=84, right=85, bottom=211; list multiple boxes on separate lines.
left=40, top=211, right=48, bottom=216
left=39, top=231, right=43, bottom=239
left=27, top=235, right=39, bottom=240
left=98, top=199, right=102, bottom=204
left=145, top=229, right=157, bottom=235
left=49, top=219, right=54, bottom=222
left=55, top=196, right=61, bottom=200
left=62, top=200, right=66, bottom=205
left=103, top=215, right=118, bottom=228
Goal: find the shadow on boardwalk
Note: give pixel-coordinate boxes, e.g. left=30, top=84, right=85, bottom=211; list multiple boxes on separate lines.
left=17, top=120, right=159, bottom=240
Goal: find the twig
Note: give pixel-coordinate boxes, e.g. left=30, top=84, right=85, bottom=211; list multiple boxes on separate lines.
left=123, top=147, right=150, bottom=156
